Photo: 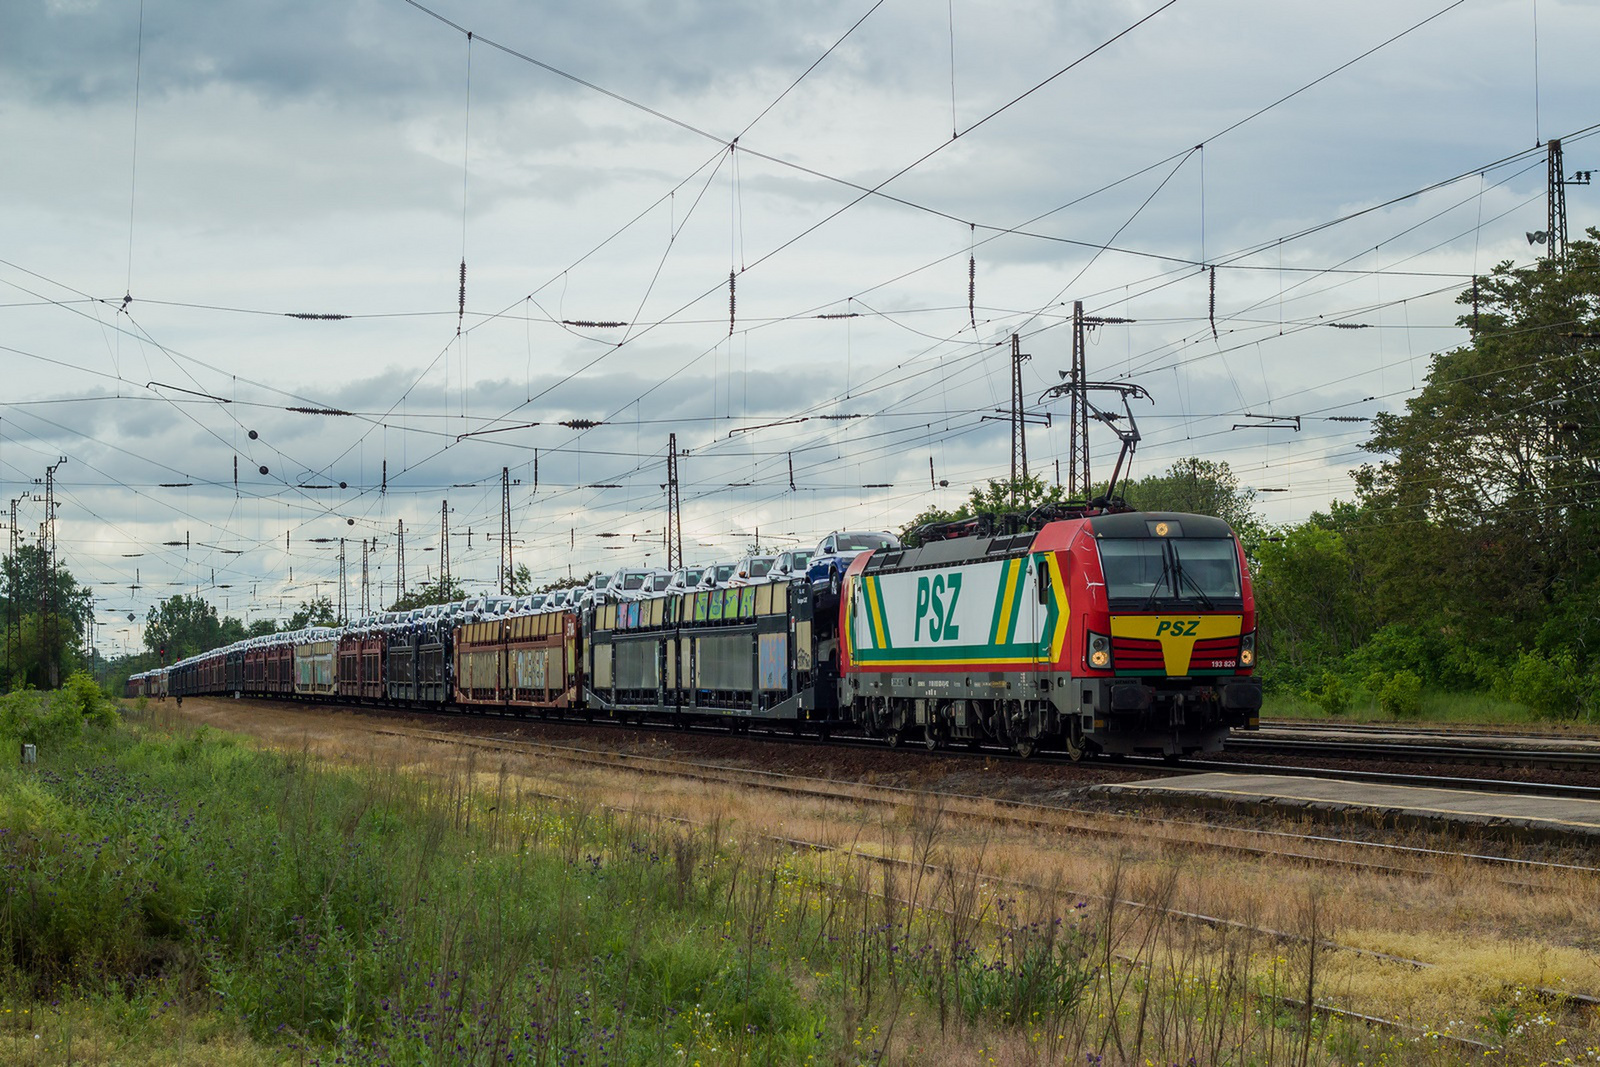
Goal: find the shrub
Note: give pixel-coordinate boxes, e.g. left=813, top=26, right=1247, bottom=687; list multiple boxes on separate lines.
left=61, top=670, right=118, bottom=730
left=1436, top=638, right=1500, bottom=692
left=0, top=675, right=118, bottom=750
left=1535, top=576, right=1600, bottom=673
left=1506, top=649, right=1586, bottom=719
left=1379, top=671, right=1422, bottom=719
left=1360, top=670, right=1388, bottom=711
left=1346, top=624, right=1434, bottom=684
left=0, top=688, right=77, bottom=748
left=1306, top=673, right=1352, bottom=716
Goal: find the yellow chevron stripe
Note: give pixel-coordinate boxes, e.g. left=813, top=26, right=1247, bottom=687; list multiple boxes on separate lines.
left=993, top=558, right=1021, bottom=647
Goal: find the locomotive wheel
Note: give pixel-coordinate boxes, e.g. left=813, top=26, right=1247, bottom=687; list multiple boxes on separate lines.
left=886, top=725, right=903, bottom=749
left=923, top=722, right=941, bottom=752
left=1063, top=721, right=1086, bottom=762
left=1011, top=736, right=1037, bottom=759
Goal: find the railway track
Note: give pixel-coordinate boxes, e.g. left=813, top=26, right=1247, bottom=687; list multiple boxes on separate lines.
left=366, top=720, right=1600, bottom=889
left=427, top=698, right=1600, bottom=789
left=1226, top=733, right=1600, bottom=772
left=1261, top=718, right=1600, bottom=744
left=335, top=697, right=1600, bottom=816
left=1191, top=751, right=1600, bottom=800
left=511, top=773, right=1508, bottom=1054
left=175, top=697, right=1600, bottom=1050
left=371, top=720, right=1594, bottom=1048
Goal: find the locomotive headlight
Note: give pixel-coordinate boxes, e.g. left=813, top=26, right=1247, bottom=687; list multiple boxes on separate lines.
left=1239, top=631, right=1256, bottom=667
left=1087, top=631, right=1112, bottom=669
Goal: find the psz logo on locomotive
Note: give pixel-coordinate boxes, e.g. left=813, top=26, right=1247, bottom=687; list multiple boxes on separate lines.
left=911, top=574, right=964, bottom=641
left=849, top=554, right=1068, bottom=668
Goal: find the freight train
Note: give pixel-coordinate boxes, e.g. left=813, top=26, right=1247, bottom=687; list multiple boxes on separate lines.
left=125, top=509, right=1261, bottom=759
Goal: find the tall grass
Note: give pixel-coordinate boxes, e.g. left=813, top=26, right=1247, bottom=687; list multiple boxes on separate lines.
left=1, top=706, right=1574, bottom=1063
left=1265, top=686, right=1558, bottom=726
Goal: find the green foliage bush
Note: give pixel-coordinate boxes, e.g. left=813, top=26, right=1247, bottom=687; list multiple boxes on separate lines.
left=1504, top=650, right=1587, bottom=719
left=1305, top=673, right=1352, bottom=716
left=1435, top=638, right=1501, bottom=692
left=1378, top=671, right=1423, bottom=718
left=1534, top=576, right=1600, bottom=673
left=1345, top=625, right=1433, bottom=685
left=0, top=673, right=118, bottom=751
left=61, top=670, right=118, bottom=729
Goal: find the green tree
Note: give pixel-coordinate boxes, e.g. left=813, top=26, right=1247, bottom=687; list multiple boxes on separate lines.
left=536, top=573, right=596, bottom=593
left=144, top=594, right=229, bottom=663
left=509, top=563, right=534, bottom=596
left=1252, top=522, right=1368, bottom=683
left=387, top=581, right=464, bottom=613
left=1120, top=458, right=1260, bottom=539
left=285, top=596, right=339, bottom=629
left=1, top=544, right=92, bottom=688
left=1353, top=230, right=1600, bottom=648
left=900, top=473, right=1069, bottom=545
left=244, top=618, right=279, bottom=638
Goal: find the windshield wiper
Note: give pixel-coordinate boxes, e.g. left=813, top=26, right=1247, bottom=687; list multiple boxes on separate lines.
left=1143, top=542, right=1175, bottom=611
left=1172, top=553, right=1215, bottom=610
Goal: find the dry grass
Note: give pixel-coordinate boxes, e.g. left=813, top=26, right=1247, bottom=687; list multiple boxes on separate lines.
left=0, top=993, right=287, bottom=1066
left=156, top=696, right=1600, bottom=1057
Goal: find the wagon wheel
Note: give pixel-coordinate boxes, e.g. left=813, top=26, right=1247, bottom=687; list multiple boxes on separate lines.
left=1063, top=720, right=1086, bottom=762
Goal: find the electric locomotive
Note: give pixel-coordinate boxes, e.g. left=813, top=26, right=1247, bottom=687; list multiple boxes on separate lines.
left=836, top=509, right=1260, bottom=758
left=128, top=506, right=1259, bottom=761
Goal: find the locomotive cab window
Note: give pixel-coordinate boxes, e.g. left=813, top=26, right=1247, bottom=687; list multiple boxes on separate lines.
left=1098, top=537, right=1242, bottom=606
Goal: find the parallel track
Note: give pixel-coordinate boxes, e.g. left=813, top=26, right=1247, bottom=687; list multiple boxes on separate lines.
left=366, top=719, right=1600, bottom=886
left=1261, top=718, right=1600, bottom=743
left=1190, top=751, right=1600, bottom=800
left=363, top=717, right=1600, bottom=1029
left=1226, top=734, right=1600, bottom=772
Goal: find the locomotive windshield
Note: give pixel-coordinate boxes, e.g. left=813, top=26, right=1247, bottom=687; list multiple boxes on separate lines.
left=1098, top=537, right=1242, bottom=606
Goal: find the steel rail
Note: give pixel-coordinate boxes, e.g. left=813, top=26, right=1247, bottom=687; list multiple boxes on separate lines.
left=1226, top=735, right=1600, bottom=770
left=376, top=722, right=1594, bottom=1036
left=358, top=718, right=1600, bottom=887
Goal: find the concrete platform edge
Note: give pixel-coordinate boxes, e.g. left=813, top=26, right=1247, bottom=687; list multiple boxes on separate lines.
left=1091, top=781, right=1600, bottom=847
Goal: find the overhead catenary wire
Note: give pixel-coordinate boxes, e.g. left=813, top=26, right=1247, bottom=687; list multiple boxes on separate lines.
left=10, top=5, right=1594, bottom=635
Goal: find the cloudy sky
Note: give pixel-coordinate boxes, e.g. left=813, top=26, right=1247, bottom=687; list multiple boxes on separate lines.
left=3, top=0, right=1597, bottom=653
